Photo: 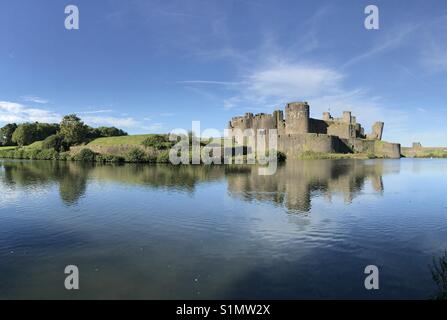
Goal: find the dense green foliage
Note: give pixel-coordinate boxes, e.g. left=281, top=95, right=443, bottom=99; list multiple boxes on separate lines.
left=0, top=114, right=128, bottom=155
left=41, top=134, right=70, bottom=152
left=156, top=150, right=171, bottom=163
left=141, top=134, right=174, bottom=150
left=0, top=123, right=18, bottom=146
left=74, top=148, right=97, bottom=162
left=90, top=126, right=128, bottom=139
left=59, top=114, right=89, bottom=146
left=125, top=148, right=147, bottom=163
left=0, top=147, right=59, bottom=160
left=11, top=122, right=59, bottom=147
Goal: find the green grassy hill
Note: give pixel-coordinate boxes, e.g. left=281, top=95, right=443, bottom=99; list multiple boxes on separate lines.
left=25, top=140, right=44, bottom=150
left=87, top=134, right=160, bottom=147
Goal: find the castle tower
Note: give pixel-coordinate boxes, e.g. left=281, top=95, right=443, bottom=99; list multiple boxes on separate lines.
left=285, top=102, right=310, bottom=135
left=343, top=111, right=352, bottom=124
left=372, top=122, right=384, bottom=140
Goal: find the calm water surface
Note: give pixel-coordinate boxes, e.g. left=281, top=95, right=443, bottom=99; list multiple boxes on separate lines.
left=0, top=159, right=446, bottom=299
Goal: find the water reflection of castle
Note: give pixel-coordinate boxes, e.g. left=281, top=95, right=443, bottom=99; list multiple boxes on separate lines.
left=0, top=160, right=397, bottom=212
left=226, top=160, right=388, bottom=213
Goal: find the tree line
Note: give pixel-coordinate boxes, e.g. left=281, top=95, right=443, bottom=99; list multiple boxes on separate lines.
left=0, top=114, right=127, bottom=151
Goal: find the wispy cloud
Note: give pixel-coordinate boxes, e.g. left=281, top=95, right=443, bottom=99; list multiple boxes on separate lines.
left=342, top=23, right=422, bottom=69
left=77, top=109, right=114, bottom=115
left=176, top=80, right=240, bottom=86
left=21, top=95, right=49, bottom=104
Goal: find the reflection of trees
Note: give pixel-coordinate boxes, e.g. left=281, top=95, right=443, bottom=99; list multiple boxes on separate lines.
left=227, top=160, right=389, bottom=213
left=56, top=162, right=90, bottom=205
left=0, top=161, right=227, bottom=204
left=430, top=251, right=447, bottom=300
left=88, top=164, right=226, bottom=192
left=0, top=160, right=90, bottom=206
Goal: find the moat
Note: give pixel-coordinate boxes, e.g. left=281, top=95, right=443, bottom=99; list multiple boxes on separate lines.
left=1, top=159, right=446, bottom=299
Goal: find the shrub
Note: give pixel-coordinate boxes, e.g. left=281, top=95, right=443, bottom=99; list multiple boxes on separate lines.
left=141, top=135, right=173, bottom=150
left=75, top=148, right=97, bottom=162
left=58, top=152, right=71, bottom=161
left=42, top=134, right=69, bottom=152
left=277, top=151, right=287, bottom=162
left=125, top=148, right=147, bottom=163
left=156, top=150, right=171, bottom=163
left=36, top=149, right=59, bottom=160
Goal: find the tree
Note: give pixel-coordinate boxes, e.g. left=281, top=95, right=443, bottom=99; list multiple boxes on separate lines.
left=12, top=123, right=37, bottom=146
left=0, top=123, right=18, bottom=146
left=10, top=122, right=58, bottom=147
left=96, top=126, right=127, bottom=137
left=42, top=134, right=69, bottom=152
left=59, top=114, right=89, bottom=146
left=88, top=126, right=128, bottom=140
left=35, top=123, right=59, bottom=141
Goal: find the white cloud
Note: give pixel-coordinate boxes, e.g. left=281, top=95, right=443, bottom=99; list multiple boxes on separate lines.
left=185, top=62, right=344, bottom=110
left=82, top=116, right=140, bottom=129
left=0, top=101, right=60, bottom=123
left=0, top=100, right=152, bottom=132
left=245, top=63, right=343, bottom=101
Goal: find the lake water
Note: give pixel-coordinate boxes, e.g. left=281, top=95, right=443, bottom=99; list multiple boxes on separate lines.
left=0, top=159, right=446, bottom=299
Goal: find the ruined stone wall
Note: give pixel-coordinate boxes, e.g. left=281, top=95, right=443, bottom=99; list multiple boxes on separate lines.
left=278, top=133, right=338, bottom=158
left=373, top=141, right=401, bottom=158
left=327, top=122, right=356, bottom=139
left=229, top=112, right=279, bottom=146
left=342, top=138, right=401, bottom=158
left=251, top=113, right=276, bottom=131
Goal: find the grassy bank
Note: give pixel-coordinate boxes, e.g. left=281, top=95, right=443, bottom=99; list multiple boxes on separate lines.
left=0, top=133, right=287, bottom=164
left=297, top=151, right=379, bottom=160
left=402, top=148, right=447, bottom=158
left=86, top=134, right=156, bottom=147
left=0, top=146, right=17, bottom=151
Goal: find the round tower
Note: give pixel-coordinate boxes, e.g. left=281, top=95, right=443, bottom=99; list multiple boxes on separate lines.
left=285, top=102, right=310, bottom=134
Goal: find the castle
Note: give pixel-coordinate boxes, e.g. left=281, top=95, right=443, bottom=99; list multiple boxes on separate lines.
left=228, top=102, right=401, bottom=158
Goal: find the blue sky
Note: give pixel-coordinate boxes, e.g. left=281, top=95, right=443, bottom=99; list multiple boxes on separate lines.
left=1, top=0, right=446, bottom=146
